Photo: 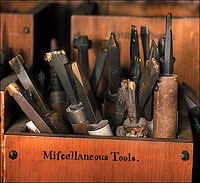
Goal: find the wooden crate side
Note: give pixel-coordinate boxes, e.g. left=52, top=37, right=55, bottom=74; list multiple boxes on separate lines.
left=0, top=13, right=34, bottom=67
left=71, top=16, right=199, bottom=99
left=3, top=134, right=193, bottom=182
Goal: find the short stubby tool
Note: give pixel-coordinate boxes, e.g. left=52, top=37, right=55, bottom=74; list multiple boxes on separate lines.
left=73, top=35, right=92, bottom=80
left=116, top=79, right=147, bottom=137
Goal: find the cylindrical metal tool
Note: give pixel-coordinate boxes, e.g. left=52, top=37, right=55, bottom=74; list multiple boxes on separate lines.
left=66, top=102, right=89, bottom=135
left=153, top=74, right=178, bottom=138
left=87, top=120, right=113, bottom=136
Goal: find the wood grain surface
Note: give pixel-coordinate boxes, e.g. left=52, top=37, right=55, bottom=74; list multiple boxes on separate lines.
left=0, top=13, right=34, bottom=67
left=2, top=134, right=193, bottom=183
left=71, top=16, right=199, bottom=100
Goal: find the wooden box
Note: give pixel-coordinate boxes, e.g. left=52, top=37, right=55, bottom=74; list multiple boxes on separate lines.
left=0, top=3, right=54, bottom=67
left=71, top=15, right=199, bottom=99
left=0, top=89, right=193, bottom=182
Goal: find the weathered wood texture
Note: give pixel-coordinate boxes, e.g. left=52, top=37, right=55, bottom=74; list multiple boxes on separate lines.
left=2, top=134, right=193, bottom=183
left=107, top=2, right=199, bottom=17
left=0, top=13, right=34, bottom=67
left=71, top=16, right=199, bottom=99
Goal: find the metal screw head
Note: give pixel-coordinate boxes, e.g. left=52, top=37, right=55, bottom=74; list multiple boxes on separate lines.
left=9, top=150, right=18, bottom=160
left=181, top=151, right=189, bottom=161
left=24, top=27, right=30, bottom=34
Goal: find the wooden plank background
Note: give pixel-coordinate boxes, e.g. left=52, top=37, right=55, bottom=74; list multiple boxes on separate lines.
left=71, top=16, right=199, bottom=100
left=0, top=13, right=34, bottom=67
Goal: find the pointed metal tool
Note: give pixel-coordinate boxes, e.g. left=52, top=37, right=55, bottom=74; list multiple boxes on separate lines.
left=164, top=13, right=175, bottom=74
left=141, top=25, right=149, bottom=66
left=73, top=35, right=92, bottom=80
left=130, top=25, right=141, bottom=87
left=107, top=32, right=121, bottom=96
left=138, top=58, right=159, bottom=114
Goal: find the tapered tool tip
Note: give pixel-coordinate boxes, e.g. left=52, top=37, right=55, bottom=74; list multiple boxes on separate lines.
left=141, top=25, right=149, bottom=34
left=131, top=25, right=138, bottom=38
left=108, top=32, right=118, bottom=48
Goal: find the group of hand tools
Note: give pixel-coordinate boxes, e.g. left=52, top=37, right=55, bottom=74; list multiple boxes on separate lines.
left=2, top=13, right=178, bottom=138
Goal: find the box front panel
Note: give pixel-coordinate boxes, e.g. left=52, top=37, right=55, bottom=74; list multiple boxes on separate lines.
left=3, top=135, right=193, bottom=182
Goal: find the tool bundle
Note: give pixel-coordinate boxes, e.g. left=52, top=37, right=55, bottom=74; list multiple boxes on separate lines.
left=3, top=13, right=178, bottom=139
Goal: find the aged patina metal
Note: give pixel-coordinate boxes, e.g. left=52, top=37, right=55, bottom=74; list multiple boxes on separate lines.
left=45, top=50, right=80, bottom=106
left=9, top=55, right=49, bottom=114
left=104, top=32, right=122, bottom=128
left=90, top=41, right=108, bottom=94
left=73, top=35, right=92, bottom=80
left=141, top=25, right=149, bottom=65
left=116, top=79, right=147, bottom=137
left=142, top=40, right=160, bottom=121
left=45, top=50, right=90, bottom=134
left=158, top=37, right=165, bottom=74
left=163, top=13, right=175, bottom=74
left=130, top=25, right=141, bottom=87
left=71, top=62, right=112, bottom=136
left=72, top=62, right=102, bottom=124
left=48, top=38, right=72, bottom=132
left=6, top=82, right=57, bottom=133
left=138, top=58, right=159, bottom=115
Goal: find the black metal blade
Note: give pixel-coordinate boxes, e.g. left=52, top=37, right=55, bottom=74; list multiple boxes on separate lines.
left=130, top=57, right=141, bottom=88
left=149, top=40, right=159, bottom=62
left=108, top=32, right=121, bottom=95
left=158, top=37, right=165, bottom=59
left=141, top=25, right=149, bottom=66
left=138, top=58, right=159, bottom=114
left=45, top=50, right=80, bottom=105
left=130, top=25, right=140, bottom=68
left=90, top=44, right=108, bottom=94
left=164, top=13, right=173, bottom=74
left=73, top=35, right=92, bottom=80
